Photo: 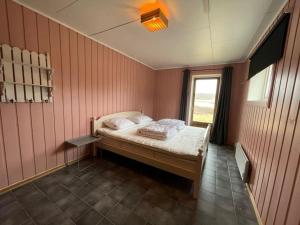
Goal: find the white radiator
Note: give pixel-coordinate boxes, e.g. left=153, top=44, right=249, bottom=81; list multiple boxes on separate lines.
left=235, top=143, right=250, bottom=182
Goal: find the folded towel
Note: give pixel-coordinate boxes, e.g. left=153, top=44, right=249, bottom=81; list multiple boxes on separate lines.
left=137, top=123, right=178, bottom=140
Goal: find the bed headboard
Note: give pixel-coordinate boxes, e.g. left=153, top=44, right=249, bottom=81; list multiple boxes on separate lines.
left=91, top=111, right=142, bottom=136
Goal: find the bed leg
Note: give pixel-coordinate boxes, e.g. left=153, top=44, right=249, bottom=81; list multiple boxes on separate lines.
left=193, top=177, right=200, bottom=198
left=193, top=154, right=203, bottom=199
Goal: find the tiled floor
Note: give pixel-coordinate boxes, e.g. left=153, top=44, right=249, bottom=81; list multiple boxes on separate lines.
left=0, top=144, right=258, bottom=225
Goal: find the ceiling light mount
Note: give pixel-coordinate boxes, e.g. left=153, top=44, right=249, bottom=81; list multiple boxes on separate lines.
left=141, top=8, right=168, bottom=32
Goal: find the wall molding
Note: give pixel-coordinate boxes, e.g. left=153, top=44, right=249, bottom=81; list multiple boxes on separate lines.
left=0, top=155, right=90, bottom=194
left=246, top=183, right=264, bottom=225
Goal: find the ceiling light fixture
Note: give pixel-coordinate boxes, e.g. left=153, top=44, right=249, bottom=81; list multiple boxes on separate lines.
left=141, top=8, right=168, bottom=32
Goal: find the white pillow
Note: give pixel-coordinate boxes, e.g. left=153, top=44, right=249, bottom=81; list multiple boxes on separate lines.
left=128, top=115, right=153, bottom=124
left=103, top=117, right=135, bottom=130
left=158, top=119, right=185, bottom=130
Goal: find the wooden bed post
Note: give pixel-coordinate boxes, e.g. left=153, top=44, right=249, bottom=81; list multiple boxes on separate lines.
left=193, top=153, right=203, bottom=198
left=193, top=125, right=211, bottom=198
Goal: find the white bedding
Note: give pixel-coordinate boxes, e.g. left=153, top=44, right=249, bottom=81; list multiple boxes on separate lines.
left=97, top=122, right=207, bottom=159
left=157, top=119, right=186, bottom=130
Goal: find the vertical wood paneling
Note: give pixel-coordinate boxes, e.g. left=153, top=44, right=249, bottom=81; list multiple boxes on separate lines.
left=8, top=1, right=35, bottom=180
left=70, top=30, right=79, bottom=159
left=112, top=51, right=117, bottom=113
left=2, top=0, right=23, bottom=184
left=0, top=0, right=8, bottom=188
left=37, top=15, right=56, bottom=173
left=49, top=20, right=65, bottom=166
left=78, top=35, right=86, bottom=136
left=108, top=49, right=113, bottom=113
left=60, top=26, right=73, bottom=162
left=236, top=1, right=300, bottom=225
left=28, top=14, right=48, bottom=174
left=103, top=46, right=108, bottom=115
left=85, top=38, right=92, bottom=134
left=0, top=0, right=155, bottom=190
left=97, top=44, right=104, bottom=116
left=91, top=41, right=98, bottom=117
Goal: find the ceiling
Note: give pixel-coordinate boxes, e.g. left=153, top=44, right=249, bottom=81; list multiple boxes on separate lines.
left=16, top=0, right=286, bottom=69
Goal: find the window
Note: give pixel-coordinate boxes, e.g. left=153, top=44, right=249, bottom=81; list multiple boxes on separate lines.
left=191, top=78, right=220, bottom=127
left=247, top=64, right=274, bottom=105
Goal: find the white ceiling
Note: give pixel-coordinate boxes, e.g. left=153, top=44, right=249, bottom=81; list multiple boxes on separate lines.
left=16, top=0, right=286, bottom=69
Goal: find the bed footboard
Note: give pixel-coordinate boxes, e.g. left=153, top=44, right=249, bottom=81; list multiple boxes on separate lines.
left=193, top=124, right=211, bottom=198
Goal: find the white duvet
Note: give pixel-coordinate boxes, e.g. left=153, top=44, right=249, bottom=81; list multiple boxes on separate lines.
left=97, top=122, right=207, bottom=159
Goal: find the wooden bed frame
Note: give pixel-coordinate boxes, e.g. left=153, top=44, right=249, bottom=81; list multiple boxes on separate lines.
left=91, top=111, right=210, bottom=198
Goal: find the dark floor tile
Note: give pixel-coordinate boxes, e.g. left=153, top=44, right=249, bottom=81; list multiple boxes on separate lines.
left=0, top=193, right=15, bottom=209
left=21, top=219, right=36, bottom=225
left=216, top=195, right=235, bottom=213
left=46, top=214, right=76, bottom=225
left=202, top=169, right=216, bottom=177
left=134, top=200, right=155, bottom=222
left=76, top=210, right=103, bottom=225
left=34, top=174, right=60, bottom=190
left=63, top=177, right=89, bottom=194
left=106, top=203, right=132, bottom=225
left=200, top=180, right=216, bottom=193
left=16, top=189, right=46, bottom=209
left=194, top=210, right=216, bottom=225
left=237, top=215, right=259, bottom=225
left=235, top=205, right=256, bottom=221
left=0, top=201, right=30, bottom=225
left=108, top=185, right=130, bottom=202
left=216, top=179, right=231, bottom=189
left=230, top=177, right=243, bottom=184
left=216, top=185, right=232, bottom=199
left=0, top=144, right=260, bottom=225
left=93, top=195, right=117, bottom=215
left=83, top=187, right=105, bottom=206
left=123, top=213, right=146, bottom=225
left=198, top=190, right=216, bottom=204
left=172, top=203, right=194, bottom=225
left=94, top=179, right=118, bottom=194
left=229, top=170, right=241, bottom=178
left=216, top=208, right=238, bottom=225
left=97, top=217, right=114, bottom=225
left=197, top=198, right=216, bottom=218
left=12, top=184, right=37, bottom=198
left=120, top=191, right=144, bottom=209
left=72, top=183, right=95, bottom=199
left=28, top=202, right=64, bottom=225
left=148, top=206, right=178, bottom=225
left=231, top=183, right=246, bottom=194
left=57, top=195, right=89, bottom=221
left=43, top=184, right=71, bottom=202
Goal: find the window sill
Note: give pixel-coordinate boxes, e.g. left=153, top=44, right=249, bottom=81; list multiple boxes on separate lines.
left=246, top=100, right=270, bottom=108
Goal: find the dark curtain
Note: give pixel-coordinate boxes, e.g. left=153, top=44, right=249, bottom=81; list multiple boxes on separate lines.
left=210, top=67, right=233, bottom=145
left=179, top=69, right=190, bottom=121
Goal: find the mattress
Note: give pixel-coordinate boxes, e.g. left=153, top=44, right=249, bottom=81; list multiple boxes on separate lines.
left=97, top=122, right=207, bottom=160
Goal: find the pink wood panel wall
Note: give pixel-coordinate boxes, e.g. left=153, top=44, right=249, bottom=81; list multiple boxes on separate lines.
left=236, top=0, right=300, bottom=224
left=153, top=63, right=245, bottom=145
left=0, top=0, right=155, bottom=189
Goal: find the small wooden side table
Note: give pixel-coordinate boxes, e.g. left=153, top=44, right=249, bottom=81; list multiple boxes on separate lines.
left=65, top=135, right=101, bottom=169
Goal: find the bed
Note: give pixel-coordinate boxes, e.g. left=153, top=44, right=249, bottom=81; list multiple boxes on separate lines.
left=91, top=111, right=211, bottom=198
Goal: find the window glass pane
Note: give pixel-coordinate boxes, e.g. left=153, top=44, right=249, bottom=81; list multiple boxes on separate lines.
left=247, top=65, right=273, bottom=101
left=192, top=79, right=218, bottom=124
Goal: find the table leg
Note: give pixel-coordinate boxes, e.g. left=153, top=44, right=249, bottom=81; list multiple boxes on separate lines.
left=77, top=146, right=80, bottom=169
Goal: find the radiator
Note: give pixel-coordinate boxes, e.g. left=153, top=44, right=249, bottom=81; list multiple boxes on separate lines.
left=235, top=143, right=250, bottom=182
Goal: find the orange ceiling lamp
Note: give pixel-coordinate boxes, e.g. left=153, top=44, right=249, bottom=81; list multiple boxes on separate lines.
left=141, top=8, right=168, bottom=32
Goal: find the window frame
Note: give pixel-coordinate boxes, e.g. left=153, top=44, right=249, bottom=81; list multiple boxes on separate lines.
left=190, top=77, right=221, bottom=128
left=247, top=63, right=276, bottom=108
